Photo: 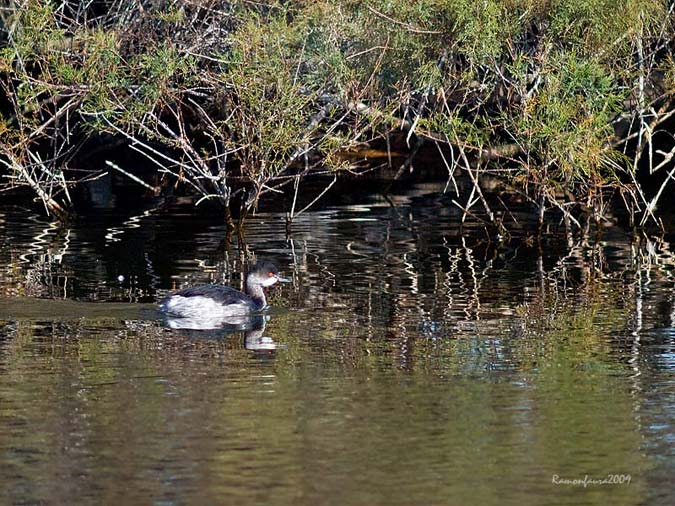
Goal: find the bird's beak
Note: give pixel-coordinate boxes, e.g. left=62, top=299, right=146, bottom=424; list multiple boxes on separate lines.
left=276, top=275, right=291, bottom=283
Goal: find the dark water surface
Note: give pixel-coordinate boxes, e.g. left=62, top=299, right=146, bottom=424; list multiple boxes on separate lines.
left=1, top=182, right=674, bottom=505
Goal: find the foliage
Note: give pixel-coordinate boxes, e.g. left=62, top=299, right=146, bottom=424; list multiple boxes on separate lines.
left=0, top=0, right=674, bottom=227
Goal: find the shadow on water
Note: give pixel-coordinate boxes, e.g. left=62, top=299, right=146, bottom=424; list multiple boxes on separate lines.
left=0, top=181, right=674, bottom=506
left=0, top=297, right=158, bottom=320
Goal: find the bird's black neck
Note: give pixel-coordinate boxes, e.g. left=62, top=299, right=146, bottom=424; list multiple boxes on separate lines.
left=246, top=281, right=267, bottom=310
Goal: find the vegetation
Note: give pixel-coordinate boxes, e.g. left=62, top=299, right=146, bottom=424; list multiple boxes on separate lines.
left=1, top=0, right=674, bottom=230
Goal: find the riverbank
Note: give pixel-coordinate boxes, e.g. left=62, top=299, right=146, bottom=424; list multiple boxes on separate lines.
left=1, top=1, right=674, bottom=231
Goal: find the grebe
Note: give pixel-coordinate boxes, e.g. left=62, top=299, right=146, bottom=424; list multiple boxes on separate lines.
left=160, top=261, right=290, bottom=319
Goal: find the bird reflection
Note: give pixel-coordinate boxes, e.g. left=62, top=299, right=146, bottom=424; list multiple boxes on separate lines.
left=163, top=313, right=279, bottom=351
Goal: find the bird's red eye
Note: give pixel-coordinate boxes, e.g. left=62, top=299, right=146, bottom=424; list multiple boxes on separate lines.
left=268, top=272, right=275, bottom=277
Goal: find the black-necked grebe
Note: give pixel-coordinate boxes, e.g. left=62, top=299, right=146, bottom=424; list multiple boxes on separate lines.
left=159, top=261, right=289, bottom=319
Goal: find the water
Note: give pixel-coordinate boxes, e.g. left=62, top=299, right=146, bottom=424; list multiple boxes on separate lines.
left=0, top=181, right=674, bottom=505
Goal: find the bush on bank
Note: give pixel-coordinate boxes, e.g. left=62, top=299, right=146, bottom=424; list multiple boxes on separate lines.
left=0, top=0, right=673, bottom=228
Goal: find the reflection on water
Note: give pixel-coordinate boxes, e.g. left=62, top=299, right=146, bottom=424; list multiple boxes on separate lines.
left=1, top=182, right=674, bottom=506
left=164, top=313, right=280, bottom=351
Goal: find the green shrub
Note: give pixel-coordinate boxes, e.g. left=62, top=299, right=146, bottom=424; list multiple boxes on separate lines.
left=1, top=0, right=673, bottom=228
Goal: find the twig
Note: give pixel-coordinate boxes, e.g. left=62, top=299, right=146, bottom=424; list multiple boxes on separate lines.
left=294, top=175, right=337, bottom=218
left=640, top=144, right=675, bottom=227
left=366, top=6, right=442, bottom=34
left=0, top=151, right=66, bottom=215
left=105, top=160, right=157, bottom=192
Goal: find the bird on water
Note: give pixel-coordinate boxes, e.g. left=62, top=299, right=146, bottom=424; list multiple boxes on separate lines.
left=159, top=261, right=290, bottom=319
